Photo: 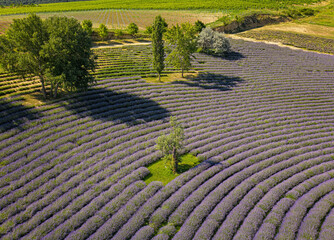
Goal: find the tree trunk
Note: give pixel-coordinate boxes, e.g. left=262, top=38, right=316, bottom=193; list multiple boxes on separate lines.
left=172, top=147, right=178, bottom=174
left=181, top=68, right=184, bottom=78
left=54, top=81, right=60, bottom=98
left=39, top=75, right=47, bottom=99
left=50, top=81, right=54, bottom=98
left=158, top=72, right=161, bottom=82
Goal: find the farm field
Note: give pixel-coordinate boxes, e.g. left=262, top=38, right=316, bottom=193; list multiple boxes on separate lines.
left=0, top=9, right=222, bottom=32
left=1, top=36, right=334, bottom=240
left=0, top=0, right=323, bottom=15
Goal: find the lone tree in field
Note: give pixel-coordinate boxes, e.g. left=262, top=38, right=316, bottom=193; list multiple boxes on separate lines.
left=98, top=23, right=108, bottom=41
left=152, top=15, right=167, bottom=81
left=198, top=27, right=231, bottom=55
left=156, top=116, right=184, bottom=174
left=82, top=19, right=93, bottom=35
left=0, top=14, right=95, bottom=99
left=165, top=23, right=197, bottom=78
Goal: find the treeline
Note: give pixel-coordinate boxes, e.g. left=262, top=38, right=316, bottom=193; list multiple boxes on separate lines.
left=0, top=0, right=84, bottom=6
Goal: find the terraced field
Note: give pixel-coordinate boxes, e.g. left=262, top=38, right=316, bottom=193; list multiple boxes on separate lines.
left=0, top=39, right=334, bottom=239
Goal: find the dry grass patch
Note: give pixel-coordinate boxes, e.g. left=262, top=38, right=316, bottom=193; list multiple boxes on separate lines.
left=144, top=71, right=199, bottom=84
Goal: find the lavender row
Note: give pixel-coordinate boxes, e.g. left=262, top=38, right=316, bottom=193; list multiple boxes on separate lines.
left=173, top=144, right=334, bottom=240
left=275, top=179, right=334, bottom=240
left=253, top=171, right=334, bottom=240
left=296, top=190, right=334, bottom=240
left=234, top=165, right=334, bottom=240
left=212, top=154, right=334, bottom=240
left=318, top=207, right=334, bottom=240
left=88, top=181, right=163, bottom=240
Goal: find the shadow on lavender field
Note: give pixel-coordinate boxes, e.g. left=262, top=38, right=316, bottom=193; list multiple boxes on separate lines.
left=213, top=51, right=246, bottom=61
left=175, top=72, right=244, bottom=91
left=64, top=88, right=170, bottom=125
left=0, top=99, right=41, bottom=132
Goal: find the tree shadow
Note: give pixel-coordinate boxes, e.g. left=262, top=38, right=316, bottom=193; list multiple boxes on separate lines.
left=173, top=72, right=244, bottom=91
left=0, top=99, right=41, bottom=132
left=64, top=88, right=170, bottom=125
left=218, top=51, right=246, bottom=61
left=197, top=50, right=245, bottom=61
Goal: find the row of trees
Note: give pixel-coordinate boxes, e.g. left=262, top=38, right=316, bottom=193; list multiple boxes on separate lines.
left=82, top=20, right=139, bottom=41
left=151, top=16, right=231, bottom=81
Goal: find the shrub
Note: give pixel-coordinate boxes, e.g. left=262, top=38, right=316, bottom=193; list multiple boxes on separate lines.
left=127, top=23, right=139, bottom=36
left=197, top=27, right=231, bottom=55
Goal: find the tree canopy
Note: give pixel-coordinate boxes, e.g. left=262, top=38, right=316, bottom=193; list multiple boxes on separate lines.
left=165, top=23, right=197, bottom=77
left=156, top=116, right=185, bottom=174
left=98, top=23, right=108, bottom=41
left=127, top=22, right=139, bottom=36
left=82, top=19, right=93, bottom=36
left=0, top=14, right=95, bottom=98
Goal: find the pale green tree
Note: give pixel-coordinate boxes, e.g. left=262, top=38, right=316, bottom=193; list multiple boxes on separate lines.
left=156, top=117, right=184, bottom=174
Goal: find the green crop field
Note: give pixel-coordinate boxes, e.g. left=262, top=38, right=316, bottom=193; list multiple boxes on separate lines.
left=0, top=0, right=323, bottom=15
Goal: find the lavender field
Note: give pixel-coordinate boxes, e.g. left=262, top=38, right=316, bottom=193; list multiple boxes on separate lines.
left=1, top=38, right=334, bottom=240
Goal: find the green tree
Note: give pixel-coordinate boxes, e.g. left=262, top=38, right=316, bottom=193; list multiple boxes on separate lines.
left=43, top=16, right=95, bottom=96
left=165, top=23, right=197, bottom=78
left=98, top=23, right=108, bottom=41
left=156, top=116, right=184, bottom=174
left=194, top=20, right=205, bottom=33
left=152, top=15, right=167, bottom=81
left=0, top=14, right=95, bottom=99
left=82, top=19, right=93, bottom=36
left=127, top=22, right=139, bottom=36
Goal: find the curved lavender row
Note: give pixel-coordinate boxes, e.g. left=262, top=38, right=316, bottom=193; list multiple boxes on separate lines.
left=65, top=180, right=148, bottom=240
left=234, top=168, right=334, bottom=240
left=0, top=149, right=158, bottom=238
left=88, top=181, right=163, bottom=240
left=130, top=225, right=155, bottom=240
left=168, top=147, right=334, bottom=235
left=45, top=180, right=147, bottom=240
left=318, top=207, right=334, bottom=240
left=1, top=167, right=149, bottom=239
left=254, top=171, right=334, bottom=240
left=109, top=161, right=215, bottom=240
left=0, top=136, right=158, bottom=226
left=2, top=120, right=166, bottom=210
left=159, top=132, right=334, bottom=232
left=174, top=144, right=334, bottom=240
left=213, top=155, right=334, bottom=240
left=296, top=191, right=334, bottom=240
left=274, top=179, right=334, bottom=240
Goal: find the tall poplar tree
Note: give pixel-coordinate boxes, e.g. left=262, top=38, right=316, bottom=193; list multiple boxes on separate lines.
left=152, top=15, right=167, bottom=81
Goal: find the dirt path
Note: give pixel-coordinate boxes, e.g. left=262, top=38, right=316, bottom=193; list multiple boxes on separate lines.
left=228, top=34, right=333, bottom=55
